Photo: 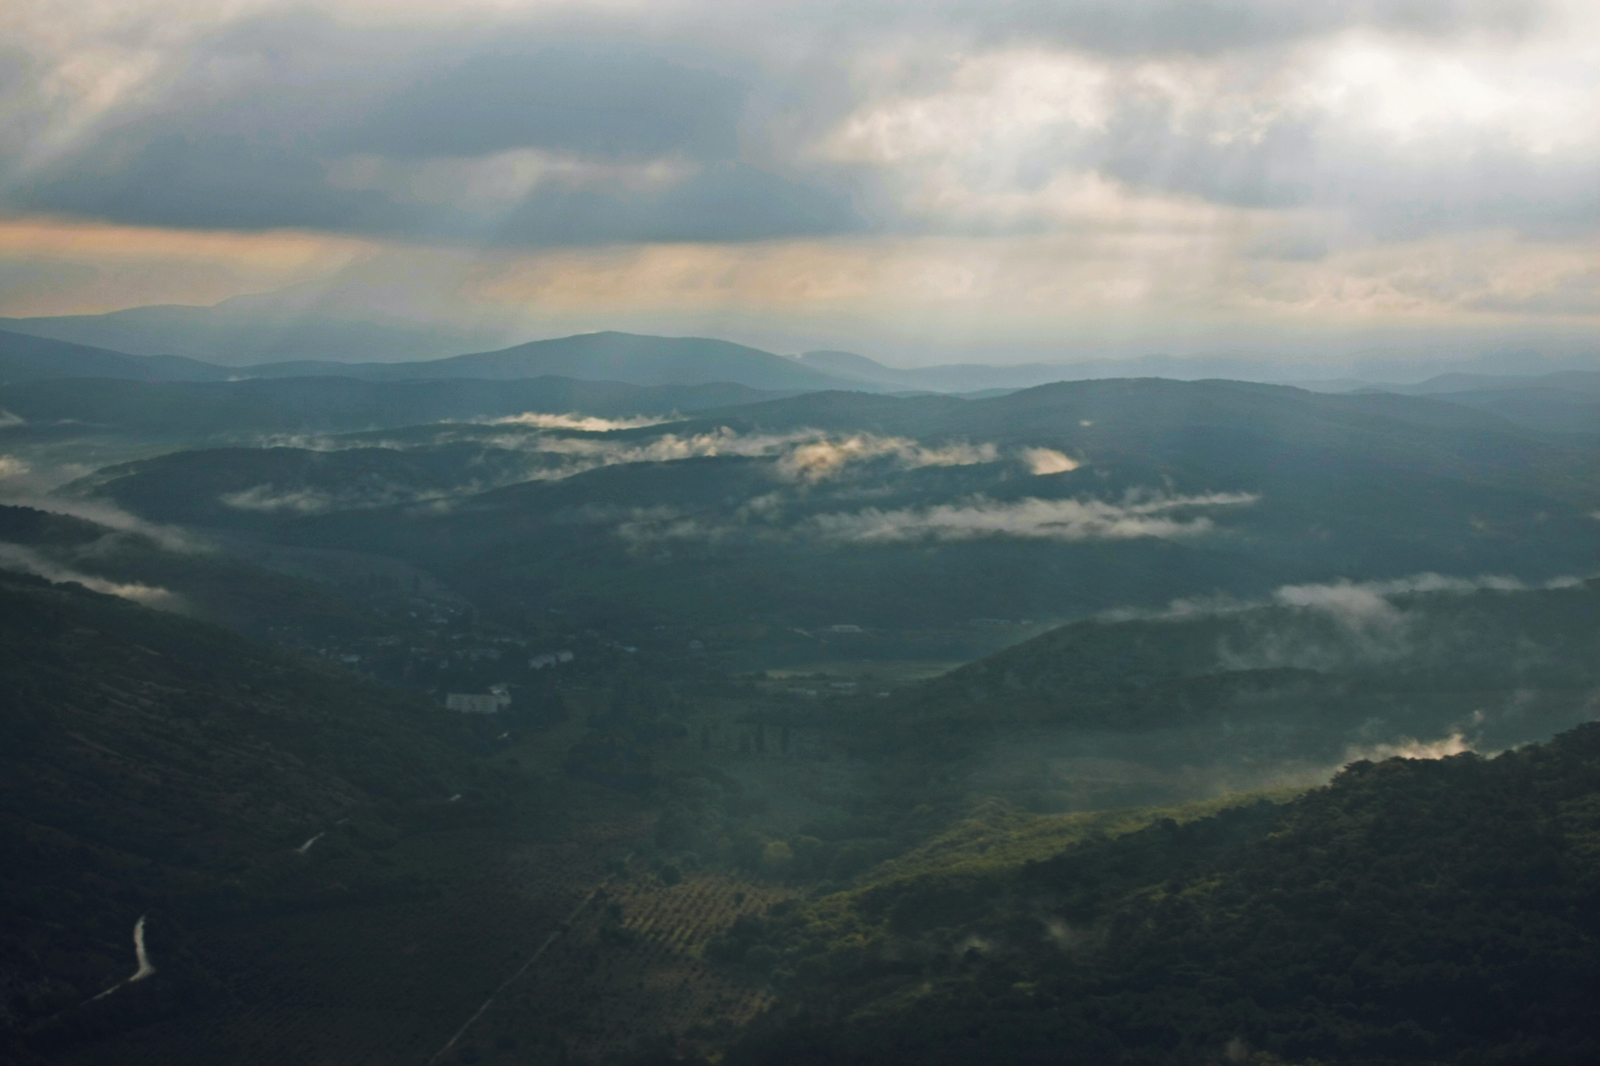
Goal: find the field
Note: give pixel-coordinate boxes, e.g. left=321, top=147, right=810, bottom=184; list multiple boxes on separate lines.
left=459, top=867, right=795, bottom=1064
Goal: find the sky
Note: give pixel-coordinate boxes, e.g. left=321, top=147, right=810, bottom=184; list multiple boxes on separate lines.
left=1, top=0, right=1598, bottom=365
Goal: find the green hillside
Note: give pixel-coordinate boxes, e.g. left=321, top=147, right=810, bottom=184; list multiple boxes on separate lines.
left=686, top=378, right=1600, bottom=503
left=886, top=583, right=1600, bottom=739
left=726, top=722, right=1600, bottom=1066
left=253, top=379, right=1600, bottom=638
left=62, top=378, right=1600, bottom=656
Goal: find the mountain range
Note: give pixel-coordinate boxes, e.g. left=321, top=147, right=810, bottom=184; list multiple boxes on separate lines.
left=64, top=379, right=1600, bottom=658
left=6, top=327, right=1600, bottom=442
left=6, top=297, right=1599, bottom=395
left=5, top=305, right=1600, bottom=1064
left=0, top=297, right=512, bottom=365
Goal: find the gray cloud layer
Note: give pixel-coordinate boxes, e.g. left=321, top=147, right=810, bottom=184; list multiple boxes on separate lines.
left=0, top=0, right=1591, bottom=250
left=3, top=15, right=861, bottom=243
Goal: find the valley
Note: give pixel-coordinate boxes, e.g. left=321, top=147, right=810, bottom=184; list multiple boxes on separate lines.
left=2, top=326, right=1598, bottom=1065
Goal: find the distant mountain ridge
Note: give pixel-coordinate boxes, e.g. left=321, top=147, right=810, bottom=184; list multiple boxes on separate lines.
left=0, top=329, right=234, bottom=384
left=0, top=300, right=509, bottom=365
left=5, top=321, right=1597, bottom=433
left=0, top=374, right=785, bottom=441
left=280, top=332, right=865, bottom=391
left=1375, top=369, right=1600, bottom=396
left=799, top=349, right=1600, bottom=393
left=1, top=327, right=868, bottom=392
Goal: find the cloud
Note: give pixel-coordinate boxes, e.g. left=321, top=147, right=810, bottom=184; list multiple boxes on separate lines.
left=1243, top=232, right=1329, bottom=262
left=2, top=0, right=1595, bottom=345
left=345, top=42, right=749, bottom=162
left=0, top=455, right=95, bottom=493
left=907, top=0, right=1547, bottom=55
left=1279, top=572, right=1569, bottom=601
left=485, top=412, right=682, bottom=432
left=190, top=426, right=1013, bottom=518
left=1467, top=268, right=1600, bottom=316
left=219, top=485, right=349, bottom=515
left=619, top=488, right=1258, bottom=545
left=1020, top=447, right=1080, bottom=474
left=776, top=435, right=999, bottom=481
left=1098, top=570, right=1590, bottom=671
left=1145, top=570, right=1592, bottom=670
left=1344, top=731, right=1475, bottom=763
left=0, top=480, right=210, bottom=553
left=219, top=476, right=518, bottom=513
left=1120, top=570, right=1581, bottom=624
left=801, top=490, right=1258, bottom=543
left=827, top=26, right=1600, bottom=243
left=2, top=15, right=863, bottom=245
left=486, top=161, right=863, bottom=245
left=6, top=2, right=1587, bottom=249
left=0, top=542, right=183, bottom=609
left=1272, top=580, right=1407, bottom=637
left=478, top=426, right=1003, bottom=482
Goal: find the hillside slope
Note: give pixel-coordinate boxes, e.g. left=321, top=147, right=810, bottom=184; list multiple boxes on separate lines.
left=0, top=570, right=484, bottom=1050
left=730, top=722, right=1600, bottom=1066
left=243, top=379, right=1600, bottom=635
left=0, top=504, right=399, bottom=641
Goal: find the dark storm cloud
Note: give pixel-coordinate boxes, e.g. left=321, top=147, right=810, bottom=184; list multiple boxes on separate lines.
left=11, top=127, right=861, bottom=243
left=0, top=0, right=1579, bottom=246
left=348, top=46, right=747, bottom=162
left=0, top=12, right=859, bottom=244
left=491, top=162, right=863, bottom=244
left=96, top=10, right=751, bottom=163
left=16, top=132, right=422, bottom=233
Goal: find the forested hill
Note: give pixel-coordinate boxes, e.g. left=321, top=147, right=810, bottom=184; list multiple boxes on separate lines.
left=862, top=583, right=1600, bottom=753
left=0, top=570, right=492, bottom=1054
left=0, top=374, right=779, bottom=442
left=727, top=722, right=1600, bottom=1066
